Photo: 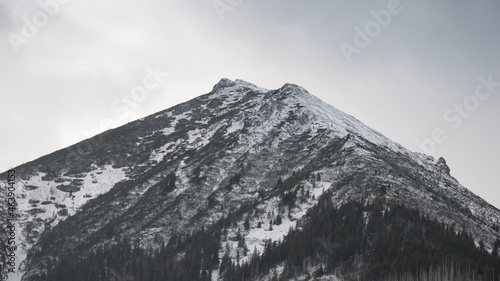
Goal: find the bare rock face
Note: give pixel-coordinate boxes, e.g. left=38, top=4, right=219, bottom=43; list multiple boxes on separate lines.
left=436, top=156, right=451, bottom=175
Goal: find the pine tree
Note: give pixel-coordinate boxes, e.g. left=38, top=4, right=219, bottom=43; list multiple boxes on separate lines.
left=244, top=217, right=250, bottom=231
left=492, top=241, right=498, bottom=259
left=275, top=214, right=282, bottom=225
left=243, top=243, right=249, bottom=256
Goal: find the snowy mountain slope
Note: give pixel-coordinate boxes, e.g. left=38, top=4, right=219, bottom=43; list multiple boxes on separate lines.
left=0, top=165, right=128, bottom=280
left=0, top=78, right=499, bottom=280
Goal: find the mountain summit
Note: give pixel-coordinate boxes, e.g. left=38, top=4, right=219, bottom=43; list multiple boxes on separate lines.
left=2, top=79, right=499, bottom=280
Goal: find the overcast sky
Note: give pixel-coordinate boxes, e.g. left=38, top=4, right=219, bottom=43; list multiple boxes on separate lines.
left=1, top=0, right=499, bottom=209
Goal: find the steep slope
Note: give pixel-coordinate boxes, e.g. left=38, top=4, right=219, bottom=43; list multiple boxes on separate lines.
left=1, top=78, right=499, bottom=280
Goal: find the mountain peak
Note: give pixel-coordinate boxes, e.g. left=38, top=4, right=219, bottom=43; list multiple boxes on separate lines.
left=212, top=78, right=236, bottom=90
left=234, top=79, right=259, bottom=88
left=278, top=82, right=309, bottom=95
left=212, top=78, right=309, bottom=99
left=212, top=78, right=269, bottom=94
left=6, top=78, right=500, bottom=281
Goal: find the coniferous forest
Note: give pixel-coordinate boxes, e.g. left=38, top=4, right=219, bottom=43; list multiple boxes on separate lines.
left=34, top=192, right=500, bottom=281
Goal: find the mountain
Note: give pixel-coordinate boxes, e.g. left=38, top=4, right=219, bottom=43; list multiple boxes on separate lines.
left=1, top=78, right=499, bottom=281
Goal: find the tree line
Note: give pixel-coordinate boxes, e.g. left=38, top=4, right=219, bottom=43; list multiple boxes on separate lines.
left=32, top=192, right=500, bottom=281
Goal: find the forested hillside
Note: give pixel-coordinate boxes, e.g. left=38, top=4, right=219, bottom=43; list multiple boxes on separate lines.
left=38, top=194, right=500, bottom=281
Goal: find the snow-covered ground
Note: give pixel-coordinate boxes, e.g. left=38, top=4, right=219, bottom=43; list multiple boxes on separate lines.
left=6, top=164, right=128, bottom=281
left=218, top=179, right=330, bottom=268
